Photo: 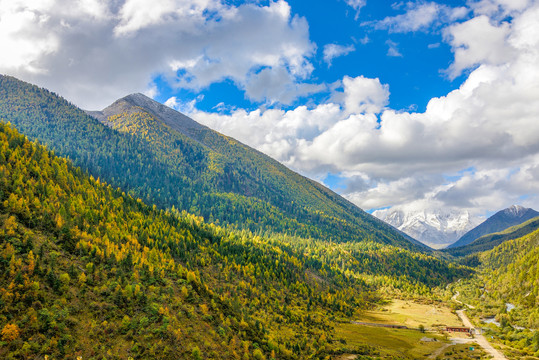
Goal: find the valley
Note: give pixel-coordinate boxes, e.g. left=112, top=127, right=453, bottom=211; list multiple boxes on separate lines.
left=2, top=0, right=539, bottom=359
left=0, top=77, right=538, bottom=359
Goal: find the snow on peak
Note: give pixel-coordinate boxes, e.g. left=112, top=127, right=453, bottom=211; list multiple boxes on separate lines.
left=373, top=207, right=480, bottom=249
left=503, top=204, right=528, bottom=217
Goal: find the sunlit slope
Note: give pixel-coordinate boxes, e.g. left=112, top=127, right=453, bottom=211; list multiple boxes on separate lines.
left=0, top=121, right=469, bottom=359
left=0, top=121, right=373, bottom=359
left=469, top=227, right=539, bottom=328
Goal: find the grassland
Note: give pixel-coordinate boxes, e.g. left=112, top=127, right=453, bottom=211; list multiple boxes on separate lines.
left=330, top=299, right=467, bottom=359
left=356, top=299, right=462, bottom=329
left=334, top=323, right=446, bottom=359
left=435, top=343, right=488, bottom=359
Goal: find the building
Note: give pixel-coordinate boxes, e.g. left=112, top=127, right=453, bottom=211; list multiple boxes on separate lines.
left=446, top=326, right=472, bottom=333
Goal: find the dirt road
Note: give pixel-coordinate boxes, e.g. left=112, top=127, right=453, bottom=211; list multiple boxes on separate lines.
left=456, top=309, right=507, bottom=360
left=451, top=291, right=475, bottom=309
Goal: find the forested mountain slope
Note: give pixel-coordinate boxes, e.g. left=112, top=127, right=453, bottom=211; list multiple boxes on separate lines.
left=444, top=216, right=539, bottom=257
left=448, top=205, right=539, bottom=249
left=0, top=122, right=469, bottom=359
left=480, top=227, right=539, bottom=310
left=0, top=75, right=422, bottom=251
left=452, top=226, right=539, bottom=358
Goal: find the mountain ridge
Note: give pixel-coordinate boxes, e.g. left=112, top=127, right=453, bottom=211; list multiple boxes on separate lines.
left=87, top=90, right=428, bottom=250
left=374, top=207, right=479, bottom=248
left=0, top=75, right=423, bottom=251
left=443, top=215, right=539, bottom=256
left=447, top=205, right=539, bottom=249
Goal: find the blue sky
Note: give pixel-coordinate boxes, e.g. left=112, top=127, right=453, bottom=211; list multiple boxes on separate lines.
left=152, top=0, right=469, bottom=114
left=2, top=0, right=539, bottom=235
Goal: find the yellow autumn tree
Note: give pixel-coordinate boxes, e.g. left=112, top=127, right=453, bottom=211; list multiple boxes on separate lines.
left=1, top=323, right=20, bottom=342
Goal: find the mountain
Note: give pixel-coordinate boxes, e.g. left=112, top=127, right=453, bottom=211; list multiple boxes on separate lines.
left=479, top=226, right=539, bottom=324
left=0, top=75, right=422, bottom=251
left=0, top=116, right=471, bottom=358
left=0, top=121, right=368, bottom=358
left=447, top=205, right=539, bottom=249
left=443, top=215, right=539, bottom=257
left=373, top=207, right=479, bottom=249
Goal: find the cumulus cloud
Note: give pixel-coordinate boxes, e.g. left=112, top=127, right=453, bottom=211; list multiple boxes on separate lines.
left=243, top=67, right=325, bottom=105
left=193, top=2, right=539, bottom=217
left=323, top=44, right=356, bottom=66
left=165, top=96, right=201, bottom=114
left=470, top=0, right=531, bottom=18
left=341, top=76, right=389, bottom=114
left=0, top=0, right=315, bottom=109
left=444, top=15, right=515, bottom=78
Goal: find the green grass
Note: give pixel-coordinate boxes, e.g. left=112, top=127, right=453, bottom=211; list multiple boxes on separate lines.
left=334, top=322, right=446, bottom=359
left=435, top=343, right=488, bottom=359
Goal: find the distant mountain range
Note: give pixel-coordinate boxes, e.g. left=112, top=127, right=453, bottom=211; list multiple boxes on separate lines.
left=447, top=205, right=539, bottom=249
left=373, top=207, right=480, bottom=248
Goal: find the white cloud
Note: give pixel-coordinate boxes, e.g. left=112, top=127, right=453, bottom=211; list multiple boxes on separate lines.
left=345, top=0, right=366, bottom=11
left=193, top=2, right=539, bottom=217
left=323, top=43, right=356, bottom=66
left=444, top=15, right=515, bottom=78
left=143, top=83, right=159, bottom=99
left=369, top=2, right=469, bottom=33
left=470, top=0, right=531, bottom=18
left=243, top=66, right=325, bottom=105
left=344, top=0, right=366, bottom=19
left=164, top=96, right=199, bottom=114
left=0, top=0, right=315, bottom=109
left=341, top=76, right=389, bottom=114
left=386, top=40, right=402, bottom=57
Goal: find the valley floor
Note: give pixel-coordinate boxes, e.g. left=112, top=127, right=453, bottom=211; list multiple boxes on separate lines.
left=331, top=297, right=510, bottom=359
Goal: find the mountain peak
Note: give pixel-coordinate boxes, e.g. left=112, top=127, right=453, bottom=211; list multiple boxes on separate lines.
left=123, top=92, right=151, bottom=101
left=373, top=207, right=480, bottom=249
left=87, top=93, right=206, bottom=139
left=447, top=205, right=539, bottom=248
left=119, top=92, right=166, bottom=111
left=504, top=204, right=528, bottom=217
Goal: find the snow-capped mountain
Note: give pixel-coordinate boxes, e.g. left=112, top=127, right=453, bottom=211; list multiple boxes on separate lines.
left=373, top=208, right=481, bottom=249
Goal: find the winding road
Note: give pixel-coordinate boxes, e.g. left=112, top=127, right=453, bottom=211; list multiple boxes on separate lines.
left=449, top=292, right=507, bottom=360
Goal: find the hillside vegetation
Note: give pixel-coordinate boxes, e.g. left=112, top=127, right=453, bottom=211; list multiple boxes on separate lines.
left=481, top=228, right=539, bottom=311
left=0, top=122, right=469, bottom=359
left=0, top=75, right=419, bottom=251
left=452, top=227, right=539, bottom=359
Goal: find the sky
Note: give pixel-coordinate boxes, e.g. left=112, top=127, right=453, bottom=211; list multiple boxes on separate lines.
left=2, top=0, right=539, bottom=221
